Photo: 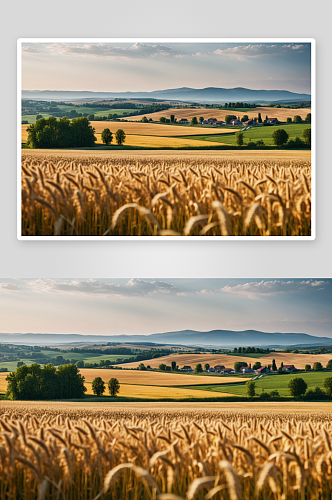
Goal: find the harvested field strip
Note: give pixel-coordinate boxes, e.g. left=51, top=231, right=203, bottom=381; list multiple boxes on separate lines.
left=21, top=153, right=311, bottom=236
left=85, top=382, right=231, bottom=399
left=0, top=404, right=331, bottom=500
left=94, top=133, right=225, bottom=148
left=79, top=369, right=248, bottom=386
left=124, top=105, right=311, bottom=122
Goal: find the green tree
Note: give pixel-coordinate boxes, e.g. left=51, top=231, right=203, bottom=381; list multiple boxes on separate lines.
left=171, top=361, right=176, bottom=371
left=70, top=117, right=96, bottom=147
left=234, top=361, right=247, bottom=372
left=76, top=360, right=84, bottom=368
left=293, top=115, right=302, bottom=123
left=159, top=117, right=166, bottom=123
left=108, top=378, right=120, bottom=397
left=199, top=116, right=204, bottom=123
left=235, top=131, right=244, bottom=147
left=56, top=364, right=87, bottom=399
left=258, top=112, right=262, bottom=124
left=323, top=377, right=332, bottom=398
left=305, top=364, right=311, bottom=371
left=302, top=128, right=311, bottom=147
left=195, top=363, right=203, bottom=374
left=36, top=114, right=43, bottom=120
left=326, top=360, right=332, bottom=370
left=159, top=364, right=167, bottom=371
left=191, top=116, right=198, bottom=126
left=170, top=115, right=175, bottom=123
left=287, top=117, right=292, bottom=123
left=241, top=115, right=249, bottom=122
left=288, top=377, right=307, bottom=398
left=305, top=113, right=311, bottom=123
left=17, top=361, right=24, bottom=368
left=253, top=361, right=261, bottom=370
left=272, top=359, right=277, bottom=371
left=141, top=116, right=148, bottom=123
left=115, top=129, right=126, bottom=146
left=305, top=386, right=326, bottom=400
left=313, top=362, right=323, bottom=371
left=272, top=128, right=289, bottom=147
left=204, top=364, right=210, bottom=371
left=225, top=114, right=237, bottom=124
left=101, top=128, right=113, bottom=145
left=87, top=114, right=95, bottom=121
left=92, top=377, right=106, bottom=396
left=246, top=380, right=256, bottom=397
left=138, top=363, right=146, bottom=370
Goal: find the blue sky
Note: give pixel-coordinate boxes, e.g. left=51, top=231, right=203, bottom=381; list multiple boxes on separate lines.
left=21, top=42, right=311, bottom=94
left=0, top=278, right=329, bottom=336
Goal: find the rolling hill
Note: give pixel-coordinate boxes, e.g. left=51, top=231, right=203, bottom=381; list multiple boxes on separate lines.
left=22, top=87, right=311, bottom=103
left=0, top=329, right=331, bottom=347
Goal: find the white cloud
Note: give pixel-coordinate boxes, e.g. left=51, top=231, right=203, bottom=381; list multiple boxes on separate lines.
left=32, top=42, right=176, bottom=60
left=27, top=278, right=178, bottom=298
left=0, top=283, right=20, bottom=291
left=219, top=280, right=328, bottom=297
left=213, top=44, right=306, bottom=60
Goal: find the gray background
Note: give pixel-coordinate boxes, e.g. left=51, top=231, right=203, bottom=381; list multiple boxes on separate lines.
left=1, top=0, right=330, bottom=278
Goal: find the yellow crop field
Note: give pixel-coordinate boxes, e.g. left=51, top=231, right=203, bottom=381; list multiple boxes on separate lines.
left=119, top=352, right=332, bottom=371
left=21, top=122, right=234, bottom=142
left=21, top=152, right=311, bottom=236
left=80, top=368, right=248, bottom=386
left=85, top=382, right=230, bottom=399
left=0, top=402, right=331, bottom=500
left=94, top=133, right=224, bottom=147
left=125, top=106, right=311, bottom=123
left=0, top=373, right=7, bottom=393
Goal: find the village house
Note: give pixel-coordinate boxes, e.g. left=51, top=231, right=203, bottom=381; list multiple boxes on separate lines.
left=178, top=119, right=190, bottom=124
left=243, top=119, right=257, bottom=126
left=207, top=118, right=217, bottom=123
left=242, top=365, right=255, bottom=374
left=230, top=119, right=242, bottom=126
left=207, top=367, right=215, bottom=373
left=282, top=365, right=297, bottom=372
left=215, top=120, right=226, bottom=126
left=214, top=365, right=225, bottom=372
left=267, top=117, right=279, bottom=124
left=222, top=367, right=236, bottom=374
left=255, top=366, right=271, bottom=375
left=180, top=365, right=193, bottom=372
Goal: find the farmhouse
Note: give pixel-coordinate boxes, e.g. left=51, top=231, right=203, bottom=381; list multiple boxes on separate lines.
left=215, top=121, right=226, bottom=126
left=267, top=118, right=279, bottom=124
left=243, top=119, right=257, bottom=126
left=207, top=118, right=217, bottom=123
left=242, top=366, right=255, bottom=374
left=282, top=364, right=297, bottom=372
left=214, top=365, right=225, bottom=372
left=178, top=119, right=190, bottom=124
left=255, top=366, right=271, bottom=375
left=180, top=365, right=193, bottom=372
left=230, top=119, right=242, bottom=126
left=222, top=368, right=236, bottom=374
left=207, top=367, right=215, bottom=373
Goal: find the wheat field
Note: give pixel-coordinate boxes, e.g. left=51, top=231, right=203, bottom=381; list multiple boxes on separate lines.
left=84, top=383, right=230, bottom=399
left=119, top=353, right=332, bottom=371
left=0, top=401, right=331, bottom=500
left=124, top=106, right=311, bottom=123
left=21, top=152, right=311, bottom=237
left=78, top=369, right=248, bottom=387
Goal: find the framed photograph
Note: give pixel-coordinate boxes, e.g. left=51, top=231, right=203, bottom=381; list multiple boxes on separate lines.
left=18, top=38, right=315, bottom=239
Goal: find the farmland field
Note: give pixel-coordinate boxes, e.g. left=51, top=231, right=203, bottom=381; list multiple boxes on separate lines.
left=182, top=371, right=332, bottom=397
left=124, top=105, right=311, bottom=122
left=21, top=150, right=311, bottom=237
left=79, top=368, right=248, bottom=386
left=84, top=382, right=231, bottom=399
left=22, top=108, right=138, bottom=124
left=0, top=400, right=331, bottom=500
left=117, top=351, right=329, bottom=370
left=182, top=123, right=310, bottom=146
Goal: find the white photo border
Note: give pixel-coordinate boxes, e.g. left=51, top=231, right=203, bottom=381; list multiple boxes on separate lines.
left=17, top=38, right=316, bottom=241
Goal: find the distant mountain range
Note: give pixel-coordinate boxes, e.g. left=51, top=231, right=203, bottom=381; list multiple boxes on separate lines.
left=22, top=87, right=311, bottom=103
left=0, top=329, right=330, bottom=348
